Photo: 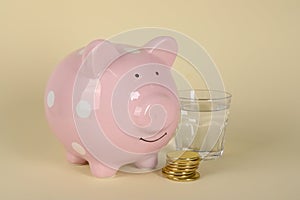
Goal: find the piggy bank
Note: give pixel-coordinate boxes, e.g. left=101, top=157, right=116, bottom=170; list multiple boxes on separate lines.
left=45, top=36, right=180, bottom=177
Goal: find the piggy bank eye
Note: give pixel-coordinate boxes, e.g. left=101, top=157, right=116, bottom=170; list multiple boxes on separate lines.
left=134, top=73, right=140, bottom=78
left=155, top=71, right=159, bottom=76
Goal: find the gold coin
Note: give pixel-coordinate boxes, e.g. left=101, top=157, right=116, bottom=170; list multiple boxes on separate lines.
left=166, top=164, right=199, bottom=169
left=167, top=159, right=200, bottom=166
left=165, top=165, right=199, bottom=171
left=162, top=167, right=195, bottom=176
left=167, top=151, right=200, bottom=161
left=162, top=172, right=194, bottom=177
left=165, top=171, right=200, bottom=182
left=174, top=158, right=200, bottom=162
left=167, top=162, right=200, bottom=168
left=167, top=159, right=200, bottom=165
left=162, top=171, right=196, bottom=179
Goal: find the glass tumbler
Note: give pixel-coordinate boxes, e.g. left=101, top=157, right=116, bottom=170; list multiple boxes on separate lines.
left=175, top=90, right=232, bottom=160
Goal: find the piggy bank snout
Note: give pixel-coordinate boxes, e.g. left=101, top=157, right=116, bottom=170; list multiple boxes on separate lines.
left=128, top=85, right=179, bottom=135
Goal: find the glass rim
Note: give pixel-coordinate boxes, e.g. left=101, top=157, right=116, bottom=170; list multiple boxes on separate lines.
left=178, top=89, right=232, bottom=101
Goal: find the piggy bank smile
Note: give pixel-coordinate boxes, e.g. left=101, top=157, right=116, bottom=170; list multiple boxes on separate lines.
left=140, top=132, right=168, bottom=143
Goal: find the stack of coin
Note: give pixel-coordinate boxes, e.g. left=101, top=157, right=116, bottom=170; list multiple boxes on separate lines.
left=162, top=151, right=201, bottom=182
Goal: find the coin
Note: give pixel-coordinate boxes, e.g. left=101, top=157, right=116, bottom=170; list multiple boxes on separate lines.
left=167, top=151, right=200, bottom=161
left=167, top=159, right=200, bottom=166
left=167, top=157, right=201, bottom=163
left=166, top=163, right=199, bottom=168
left=165, top=172, right=200, bottom=182
left=162, top=167, right=195, bottom=176
left=165, top=165, right=198, bottom=171
left=167, top=160, right=200, bottom=166
left=162, top=171, right=196, bottom=179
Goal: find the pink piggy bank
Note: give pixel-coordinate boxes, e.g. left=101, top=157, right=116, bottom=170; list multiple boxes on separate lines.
left=45, top=36, right=180, bottom=178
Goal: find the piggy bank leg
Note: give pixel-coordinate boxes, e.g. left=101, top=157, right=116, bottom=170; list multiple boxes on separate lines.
left=66, top=152, right=87, bottom=164
left=134, top=154, right=158, bottom=169
left=88, top=160, right=117, bottom=178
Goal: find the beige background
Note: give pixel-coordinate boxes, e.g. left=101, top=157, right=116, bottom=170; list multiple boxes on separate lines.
left=1, top=0, right=299, bottom=199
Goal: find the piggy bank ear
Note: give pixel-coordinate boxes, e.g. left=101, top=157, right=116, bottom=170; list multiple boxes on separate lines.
left=143, top=36, right=178, bottom=66
left=81, top=40, right=120, bottom=78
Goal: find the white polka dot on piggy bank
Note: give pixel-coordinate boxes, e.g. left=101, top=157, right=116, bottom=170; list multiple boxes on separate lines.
left=76, top=100, right=91, bottom=118
left=44, top=36, right=180, bottom=178
left=47, top=91, right=55, bottom=108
